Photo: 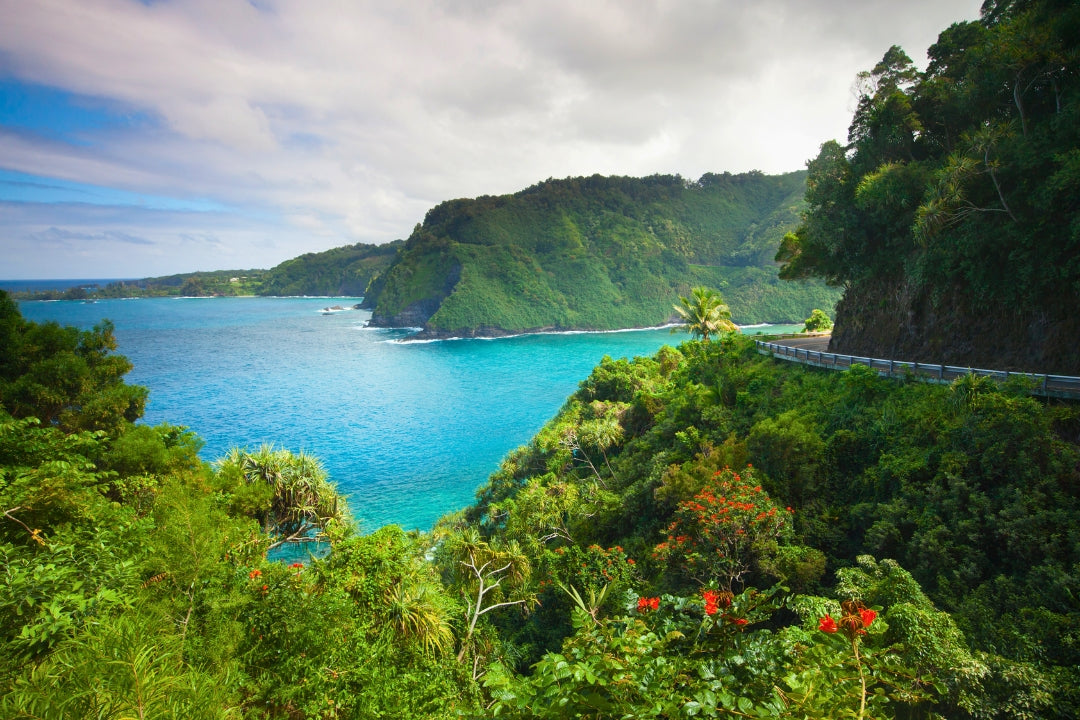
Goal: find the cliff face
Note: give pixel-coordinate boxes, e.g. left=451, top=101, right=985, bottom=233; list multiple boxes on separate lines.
left=365, top=261, right=462, bottom=329
left=830, top=278, right=1080, bottom=375
left=366, top=296, right=444, bottom=329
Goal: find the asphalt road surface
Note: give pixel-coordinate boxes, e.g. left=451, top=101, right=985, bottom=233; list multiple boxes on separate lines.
left=771, top=333, right=831, bottom=351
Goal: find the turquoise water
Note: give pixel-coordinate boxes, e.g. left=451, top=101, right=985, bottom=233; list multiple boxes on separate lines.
left=17, top=297, right=802, bottom=530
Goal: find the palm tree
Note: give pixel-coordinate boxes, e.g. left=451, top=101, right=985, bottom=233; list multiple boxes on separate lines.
left=672, top=287, right=736, bottom=341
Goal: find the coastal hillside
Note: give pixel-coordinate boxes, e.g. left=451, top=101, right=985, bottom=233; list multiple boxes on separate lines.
left=254, top=241, right=403, bottom=297
left=9, top=243, right=402, bottom=300
left=777, top=0, right=1080, bottom=373
left=363, top=171, right=839, bottom=337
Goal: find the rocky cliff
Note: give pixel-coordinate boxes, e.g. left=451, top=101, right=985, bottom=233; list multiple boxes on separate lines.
left=830, top=278, right=1080, bottom=375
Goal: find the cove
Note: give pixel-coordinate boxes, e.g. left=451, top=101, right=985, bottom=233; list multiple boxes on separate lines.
left=17, top=296, right=800, bottom=531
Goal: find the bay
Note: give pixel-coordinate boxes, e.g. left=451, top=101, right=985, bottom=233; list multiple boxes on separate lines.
left=17, top=296, right=801, bottom=531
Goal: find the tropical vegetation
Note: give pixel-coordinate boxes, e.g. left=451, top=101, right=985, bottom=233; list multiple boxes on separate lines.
left=3, top=284, right=1078, bottom=717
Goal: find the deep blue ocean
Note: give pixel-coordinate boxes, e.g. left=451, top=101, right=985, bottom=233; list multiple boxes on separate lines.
left=16, top=296, right=800, bottom=531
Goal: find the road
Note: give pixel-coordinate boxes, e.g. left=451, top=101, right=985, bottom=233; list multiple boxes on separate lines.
left=769, top=333, right=830, bottom=351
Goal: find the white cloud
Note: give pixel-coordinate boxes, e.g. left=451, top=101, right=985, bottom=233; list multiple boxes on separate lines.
left=0, top=0, right=985, bottom=277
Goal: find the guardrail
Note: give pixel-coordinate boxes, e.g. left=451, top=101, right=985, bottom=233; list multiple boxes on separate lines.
left=755, top=339, right=1080, bottom=400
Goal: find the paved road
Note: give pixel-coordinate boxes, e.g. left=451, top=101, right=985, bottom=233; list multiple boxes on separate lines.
left=770, top=333, right=831, bottom=351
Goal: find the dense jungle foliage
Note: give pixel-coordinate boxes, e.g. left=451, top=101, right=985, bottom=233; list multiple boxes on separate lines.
left=363, top=171, right=840, bottom=335
left=3, top=285, right=1078, bottom=718
left=776, top=0, right=1080, bottom=372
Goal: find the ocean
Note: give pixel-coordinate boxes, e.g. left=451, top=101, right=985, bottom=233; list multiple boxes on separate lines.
left=15, top=295, right=800, bottom=531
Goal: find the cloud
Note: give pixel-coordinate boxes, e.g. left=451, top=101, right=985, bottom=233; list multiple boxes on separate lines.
left=32, top=226, right=155, bottom=246
left=0, top=0, right=985, bottom=278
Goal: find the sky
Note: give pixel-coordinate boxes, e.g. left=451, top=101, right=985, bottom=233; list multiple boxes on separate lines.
left=0, top=0, right=985, bottom=280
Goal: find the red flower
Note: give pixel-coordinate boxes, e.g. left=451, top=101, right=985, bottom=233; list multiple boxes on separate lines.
left=637, top=596, right=660, bottom=612
left=818, top=614, right=838, bottom=633
left=248, top=569, right=261, bottom=579
left=703, top=589, right=720, bottom=616
left=627, top=558, right=635, bottom=565
left=859, top=608, right=877, bottom=629
left=731, top=617, right=748, bottom=626
left=261, top=584, right=268, bottom=591
left=288, top=562, right=304, bottom=569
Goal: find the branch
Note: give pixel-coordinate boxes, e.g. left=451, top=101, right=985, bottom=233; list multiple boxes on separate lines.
left=476, top=598, right=530, bottom=618
left=266, top=524, right=320, bottom=551
left=3, top=507, right=44, bottom=545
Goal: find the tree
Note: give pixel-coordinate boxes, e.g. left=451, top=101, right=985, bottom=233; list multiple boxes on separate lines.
left=803, top=309, right=834, bottom=332
left=214, top=445, right=350, bottom=549
left=672, top=287, right=736, bottom=342
left=0, top=291, right=146, bottom=434
left=436, top=526, right=534, bottom=662
left=179, top=276, right=207, bottom=297
left=654, top=466, right=789, bottom=591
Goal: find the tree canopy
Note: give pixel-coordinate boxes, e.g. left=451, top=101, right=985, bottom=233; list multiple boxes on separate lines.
left=777, top=0, right=1080, bottom=371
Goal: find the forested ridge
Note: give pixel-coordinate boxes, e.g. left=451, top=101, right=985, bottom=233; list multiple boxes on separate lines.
left=777, top=0, right=1080, bottom=373
left=362, top=171, right=839, bottom=337
left=13, top=168, right=839, bottom=336
left=11, top=242, right=402, bottom=300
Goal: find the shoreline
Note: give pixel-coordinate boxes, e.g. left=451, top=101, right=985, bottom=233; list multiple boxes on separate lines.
left=386, top=321, right=804, bottom=344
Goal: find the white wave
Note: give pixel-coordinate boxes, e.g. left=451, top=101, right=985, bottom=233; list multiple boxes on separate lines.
left=388, top=323, right=681, bottom=344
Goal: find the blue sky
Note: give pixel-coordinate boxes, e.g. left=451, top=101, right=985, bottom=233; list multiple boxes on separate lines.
left=0, top=0, right=983, bottom=279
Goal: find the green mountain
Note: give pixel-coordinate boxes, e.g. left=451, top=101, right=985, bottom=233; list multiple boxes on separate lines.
left=363, top=172, right=839, bottom=337
left=778, top=0, right=1080, bottom=373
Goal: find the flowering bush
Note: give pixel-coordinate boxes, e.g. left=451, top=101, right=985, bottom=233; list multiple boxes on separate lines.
left=654, top=466, right=788, bottom=589
left=701, top=589, right=731, bottom=616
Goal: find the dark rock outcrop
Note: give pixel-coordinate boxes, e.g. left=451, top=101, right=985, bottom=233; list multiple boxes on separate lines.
left=830, top=278, right=1080, bottom=375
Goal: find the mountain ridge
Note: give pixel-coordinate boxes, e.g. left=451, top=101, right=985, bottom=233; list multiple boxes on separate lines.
left=362, top=171, right=838, bottom=338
